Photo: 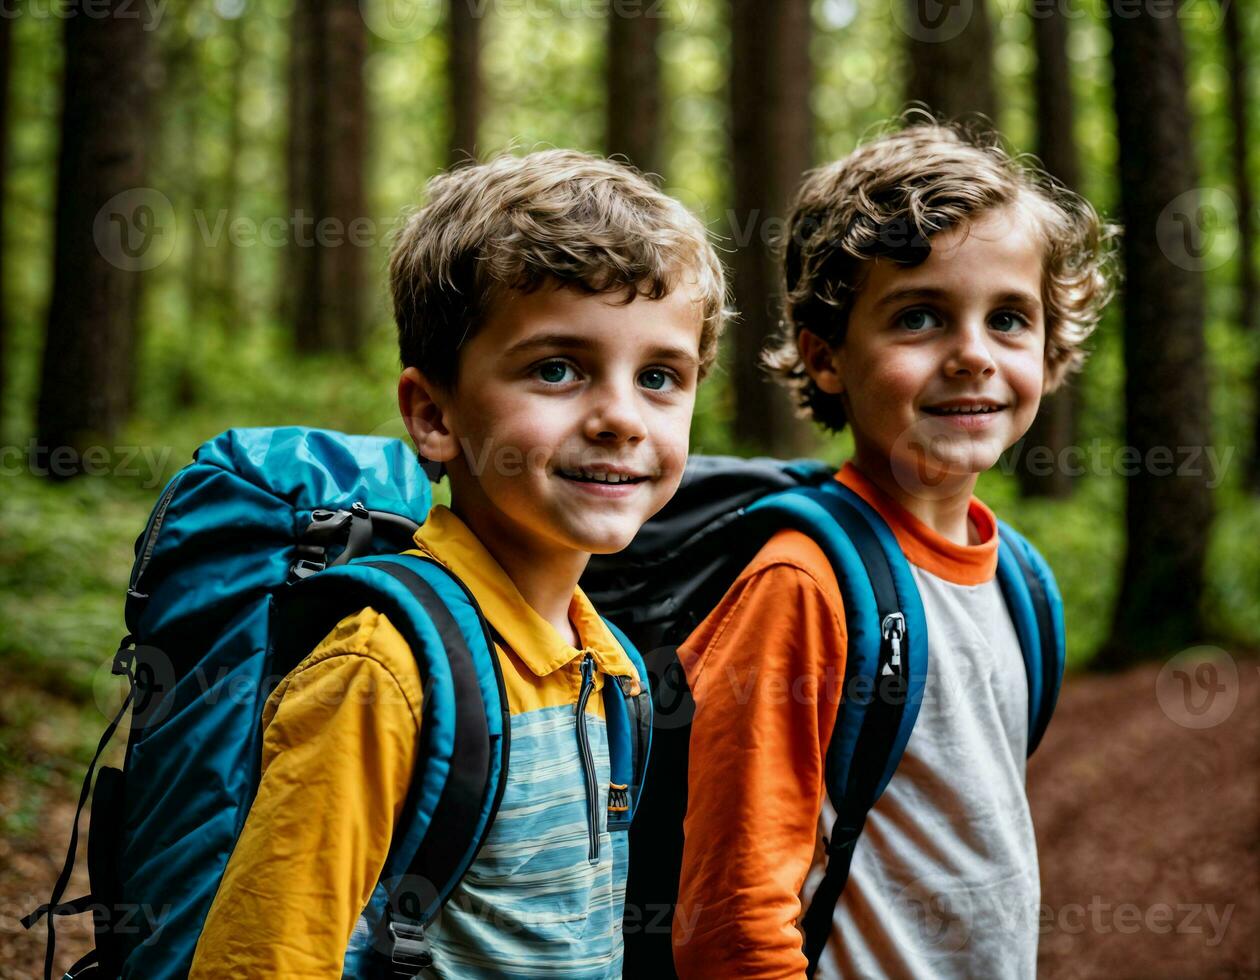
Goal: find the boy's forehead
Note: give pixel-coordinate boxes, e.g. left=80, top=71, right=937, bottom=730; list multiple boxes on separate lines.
left=477, top=281, right=705, bottom=358
left=861, top=205, right=1045, bottom=304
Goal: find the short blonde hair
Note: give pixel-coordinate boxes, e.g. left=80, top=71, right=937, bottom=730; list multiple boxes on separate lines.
left=389, top=149, right=729, bottom=386
left=763, top=121, right=1120, bottom=433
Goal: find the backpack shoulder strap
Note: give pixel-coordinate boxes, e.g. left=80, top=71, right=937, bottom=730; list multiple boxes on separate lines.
left=993, top=521, right=1066, bottom=755
left=599, top=617, right=653, bottom=831
left=275, top=553, right=509, bottom=976
left=744, top=481, right=929, bottom=977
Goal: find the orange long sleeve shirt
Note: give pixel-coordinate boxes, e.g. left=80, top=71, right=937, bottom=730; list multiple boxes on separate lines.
left=673, top=527, right=847, bottom=978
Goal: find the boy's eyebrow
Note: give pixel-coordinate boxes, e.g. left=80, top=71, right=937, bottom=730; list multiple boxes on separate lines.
left=503, top=332, right=597, bottom=356
left=873, top=286, right=1042, bottom=310
left=503, top=332, right=701, bottom=367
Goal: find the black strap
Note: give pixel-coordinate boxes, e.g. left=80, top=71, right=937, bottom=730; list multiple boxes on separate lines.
left=20, top=893, right=96, bottom=927
left=24, top=671, right=134, bottom=980
left=61, top=948, right=100, bottom=979
left=801, top=829, right=861, bottom=976
left=800, top=489, right=912, bottom=977
left=358, top=560, right=494, bottom=963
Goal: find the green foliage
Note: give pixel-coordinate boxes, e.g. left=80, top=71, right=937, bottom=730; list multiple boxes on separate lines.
left=1, top=0, right=1259, bottom=811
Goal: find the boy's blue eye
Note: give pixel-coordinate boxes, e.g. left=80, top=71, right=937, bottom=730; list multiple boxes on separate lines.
left=639, top=368, right=674, bottom=391
left=536, top=361, right=576, bottom=384
left=991, top=311, right=1026, bottom=333
left=898, top=308, right=939, bottom=332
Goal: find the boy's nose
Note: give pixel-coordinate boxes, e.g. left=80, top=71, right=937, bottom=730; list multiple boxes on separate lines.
left=585, top=384, right=648, bottom=443
left=946, top=322, right=998, bottom=377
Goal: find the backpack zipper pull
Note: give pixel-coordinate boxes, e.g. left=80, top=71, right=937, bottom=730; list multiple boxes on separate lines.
left=881, top=612, right=905, bottom=677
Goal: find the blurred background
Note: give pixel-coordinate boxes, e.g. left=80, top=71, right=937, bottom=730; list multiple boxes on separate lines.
left=0, top=0, right=1256, bottom=976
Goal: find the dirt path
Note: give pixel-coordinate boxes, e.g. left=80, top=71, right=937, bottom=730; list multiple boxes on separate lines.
left=1029, top=654, right=1259, bottom=979
left=2, top=656, right=1257, bottom=978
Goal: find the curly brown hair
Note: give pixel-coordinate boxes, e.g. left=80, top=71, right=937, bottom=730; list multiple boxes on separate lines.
left=389, top=149, right=730, bottom=387
left=762, top=120, right=1120, bottom=433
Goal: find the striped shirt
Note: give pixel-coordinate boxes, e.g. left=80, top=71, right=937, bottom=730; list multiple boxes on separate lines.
left=191, top=505, right=641, bottom=979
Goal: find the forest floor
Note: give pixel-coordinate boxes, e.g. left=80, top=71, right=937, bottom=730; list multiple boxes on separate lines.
left=1, top=654, right=1256, bottom=979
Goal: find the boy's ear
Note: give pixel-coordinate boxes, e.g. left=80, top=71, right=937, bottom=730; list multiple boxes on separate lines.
left=797, top=329, right=845, bottom=395
left=398, top=367, right=460, bottom=465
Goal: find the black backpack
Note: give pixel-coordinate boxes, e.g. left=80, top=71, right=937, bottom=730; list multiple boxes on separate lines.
left=581, top=454, right=1065, bottom=977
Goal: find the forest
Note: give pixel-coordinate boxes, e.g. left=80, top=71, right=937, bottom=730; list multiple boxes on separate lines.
left=0, top=0, right=1257, bottom=975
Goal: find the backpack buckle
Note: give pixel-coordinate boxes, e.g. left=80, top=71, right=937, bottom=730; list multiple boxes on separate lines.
left=112, top=636, right=137, bottom=677
left=388, top=917, right=434, bottom=973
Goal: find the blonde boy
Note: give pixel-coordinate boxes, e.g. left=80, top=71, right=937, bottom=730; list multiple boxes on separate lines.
left=192, top=149, right=727, bottom=978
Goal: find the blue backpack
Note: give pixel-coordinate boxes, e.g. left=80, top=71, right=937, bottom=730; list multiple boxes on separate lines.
left=24, top=427, right=651, bottom=980
left=581, top=454, right=1065, bottom=978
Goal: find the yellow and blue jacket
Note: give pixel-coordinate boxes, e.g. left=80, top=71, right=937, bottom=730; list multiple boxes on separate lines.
left=190, top=504, right=644, bottom=978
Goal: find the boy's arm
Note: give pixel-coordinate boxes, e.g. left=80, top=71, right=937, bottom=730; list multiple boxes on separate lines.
left=673, top=537, right=847, bottom=980
left=189, top=608, right=423, bottom=980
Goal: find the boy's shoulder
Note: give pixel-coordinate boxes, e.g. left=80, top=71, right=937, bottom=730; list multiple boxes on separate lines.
left=272, top=605, right=424, bottom=729
left=743, top=526, right=839, bottom=594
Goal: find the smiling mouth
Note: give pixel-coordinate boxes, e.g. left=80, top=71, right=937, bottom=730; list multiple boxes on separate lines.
left=922, top=404, right=1006, bottom=416
left=555, top=467, right=650, bottom=485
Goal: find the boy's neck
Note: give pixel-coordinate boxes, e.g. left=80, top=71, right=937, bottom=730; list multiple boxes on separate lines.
left=447, top=497, right=586, bottom=649
left=849, top=449, right=983, bottom=547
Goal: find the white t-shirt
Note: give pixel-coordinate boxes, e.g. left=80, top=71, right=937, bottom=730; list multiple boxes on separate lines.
left=803, top=539, right=1040, bottom=979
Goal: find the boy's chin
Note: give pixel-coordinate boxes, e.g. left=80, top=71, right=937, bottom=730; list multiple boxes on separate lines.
left=577, top=530, right=639, bottom=556
left=888, top=445, right=1002, bottom=499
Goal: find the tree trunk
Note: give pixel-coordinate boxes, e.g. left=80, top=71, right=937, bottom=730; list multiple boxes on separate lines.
left=448, top=0, right=482, bottom=164
left=0, top=11, right=11, bottom=427
left=1221, top=0, right=1256, bottom=335
left=728, top=0, right=815, bottom=456
left=287, top=0, right=367, bottom=354
left=904, top=0, right=997, bottom=125
left=222, top=6, right=248, bottom=333
left=1219, top=0, right=1260, bottom=492
left=35, top=1, right=151, bottom=475
left=606, top=2, right=662, bottom=176
left=281, top=0, right=313, bottom=327
left=1098, top=0, right=1213, bottom=667
left=1017, top=0, right=1082, bottom=498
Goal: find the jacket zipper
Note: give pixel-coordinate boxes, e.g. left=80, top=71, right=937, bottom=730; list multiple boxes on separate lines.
left=575, top=652, right=600, bottom=865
